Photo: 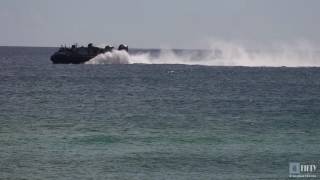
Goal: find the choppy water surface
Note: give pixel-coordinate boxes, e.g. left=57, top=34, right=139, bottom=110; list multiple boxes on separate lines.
left=0, top=47, right=320, bottom=179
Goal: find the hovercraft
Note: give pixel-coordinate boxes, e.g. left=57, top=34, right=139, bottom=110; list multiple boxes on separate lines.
left=50, top=43, right=128, bottom=64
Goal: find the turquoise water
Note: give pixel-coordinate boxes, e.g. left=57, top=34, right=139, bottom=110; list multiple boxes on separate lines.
left=0, top=47, right=320, bottom=179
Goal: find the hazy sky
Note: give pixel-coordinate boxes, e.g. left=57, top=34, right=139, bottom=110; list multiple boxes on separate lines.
left=0, top=0, right=319, bottom=48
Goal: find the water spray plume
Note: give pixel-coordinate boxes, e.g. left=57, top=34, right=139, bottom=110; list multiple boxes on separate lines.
left=86, top=41, right=320, bottom=67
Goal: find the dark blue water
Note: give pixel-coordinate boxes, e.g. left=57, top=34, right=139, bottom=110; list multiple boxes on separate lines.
left=0, top=47, right=320, bottom=179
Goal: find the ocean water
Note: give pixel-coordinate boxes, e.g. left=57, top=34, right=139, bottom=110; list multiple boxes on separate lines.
left=0, top=46, right=320, bottom=179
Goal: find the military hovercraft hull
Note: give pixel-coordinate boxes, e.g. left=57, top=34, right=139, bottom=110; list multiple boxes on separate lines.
left=50, top=44, right=128, bottom=64
left=51, top=52, right=95, bottom=64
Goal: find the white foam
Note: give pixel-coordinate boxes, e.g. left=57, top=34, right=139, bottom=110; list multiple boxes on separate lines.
left=86, top=41, right=320, bottom=67
left=85, top=50, right=130, bottom=64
